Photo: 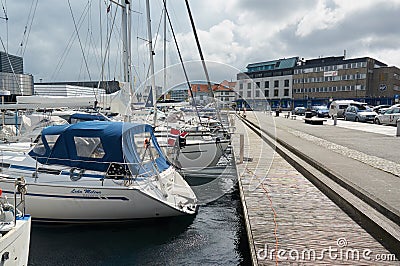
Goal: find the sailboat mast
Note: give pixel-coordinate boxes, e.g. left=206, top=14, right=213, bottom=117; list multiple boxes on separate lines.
left=145, top=0, right=157, bottom=126
left=128, top=2, right=132, bottom=93
left=163, top=0, right=167, bottom=101
left=121, top=0, right=130, bottom=83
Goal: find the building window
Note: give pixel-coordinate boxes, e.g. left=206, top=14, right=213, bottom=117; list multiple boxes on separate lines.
left=284, top=89, right=289, bottom=96
left=239, top=83, right=243, bottom=90
left=274, top=89, right=279, bottom=97
left=225, top=97, right=230, bottom=101
left=284, top=79, right=289, bottom=87
left=256, top=82, right=260, bottom=88
left=264, top=90, right=269, bottom=97
left=274, top=80, right=279, bottom=87
left=247, top=91, right=251, bottom=98
left=264, top=81, right=269, bottom=88
left=247, top=83, right=252, bottom=90
left=255, top=90, right=260, bottom=97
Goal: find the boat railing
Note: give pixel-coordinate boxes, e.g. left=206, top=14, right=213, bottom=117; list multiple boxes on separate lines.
left=27, top=156, right=162, bottom=184
left=13, top=177, right=27, bottom=224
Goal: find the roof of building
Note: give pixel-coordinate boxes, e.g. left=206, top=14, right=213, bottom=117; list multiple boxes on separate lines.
left=246, top=57, right=299, bottom=72
left=296, top=56, right=387, bottom=69
left=34, top=80, right=120, bottom=94
left=213, top=85, right=234, bottom=92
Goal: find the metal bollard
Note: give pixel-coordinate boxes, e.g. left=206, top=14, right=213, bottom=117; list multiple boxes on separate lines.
left=334, top=115, right=337, bottom=126
left=239, top=134, right=244, bottom=164
left=397, top=119, right=400, bottom=137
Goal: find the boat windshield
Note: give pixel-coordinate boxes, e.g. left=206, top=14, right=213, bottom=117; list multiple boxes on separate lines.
left=122, top=124, right=169, bottom=178
left=31, top=134, right=60, bottom=156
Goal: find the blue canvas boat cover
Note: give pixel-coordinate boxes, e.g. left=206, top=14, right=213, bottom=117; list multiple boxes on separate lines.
left=29, top=121, right=170, bottom=176
left=68, top=113, right=109, bottom=124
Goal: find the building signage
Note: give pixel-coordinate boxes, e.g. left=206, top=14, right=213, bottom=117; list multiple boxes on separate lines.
left=379, top=84, right=387, bottom=91
left=323, top=71, right=338, bottom=77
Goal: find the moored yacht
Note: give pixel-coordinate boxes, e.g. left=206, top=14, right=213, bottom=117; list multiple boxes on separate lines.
left=0, top=121, right=197, bottom=222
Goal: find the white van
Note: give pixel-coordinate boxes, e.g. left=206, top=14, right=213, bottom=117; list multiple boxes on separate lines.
left=329, top=100, right=367, bottom=118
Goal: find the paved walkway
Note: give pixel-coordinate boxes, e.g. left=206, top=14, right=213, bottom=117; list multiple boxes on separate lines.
left=231, top=113, right=397, bottom=265
left=246, top=111, right=400, bottom=221
left=325, top=118, right=397, bottom=137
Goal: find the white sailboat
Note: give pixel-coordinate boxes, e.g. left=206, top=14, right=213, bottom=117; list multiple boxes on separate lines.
left=0, top=121, right=197, bottom=222
left=136, top=0, right=230, bottom=171
left=155, top=122, right=230, bottom=170
left=0, top=1, right=197, bottom=222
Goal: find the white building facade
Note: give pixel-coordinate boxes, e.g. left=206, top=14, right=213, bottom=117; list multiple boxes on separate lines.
left=236, top=57, right=299, bottom=110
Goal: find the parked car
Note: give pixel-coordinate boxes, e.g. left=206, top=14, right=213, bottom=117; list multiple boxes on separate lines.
left=311, top=106, right=330, bottom=118
left=292, top=107, right=306, bottom=115
left=344, top=105, right=377, bottom=122
left=372, top=104, right=391, bottom=114
left=329, top=100, right=367, bottom=118
left=374, top=107, right=400, bottom=126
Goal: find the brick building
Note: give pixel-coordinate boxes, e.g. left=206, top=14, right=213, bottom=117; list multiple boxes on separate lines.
left=236, top=55, right=400, bottom=110
left=292, top=56, right=400, bottom=107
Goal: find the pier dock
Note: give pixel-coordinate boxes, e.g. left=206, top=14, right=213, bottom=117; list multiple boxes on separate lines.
left=231, top=111, right=399, bottom=265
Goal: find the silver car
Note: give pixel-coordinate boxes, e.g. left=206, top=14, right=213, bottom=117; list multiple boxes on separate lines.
left=374, top=107, right=400, bottom=126
left=292, top=107, right=306, bottom=115
left=344, top=106, right=377, bottom=122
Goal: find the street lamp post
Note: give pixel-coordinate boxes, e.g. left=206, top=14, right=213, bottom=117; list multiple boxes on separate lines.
left=302, top=69, right=305, bottom=106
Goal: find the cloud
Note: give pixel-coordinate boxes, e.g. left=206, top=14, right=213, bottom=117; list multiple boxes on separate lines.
left=1, top=0, right=400, bottom=84
left=296, top=0, right=344, bottom=37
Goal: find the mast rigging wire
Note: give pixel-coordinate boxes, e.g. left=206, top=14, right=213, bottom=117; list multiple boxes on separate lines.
left=0, top=0, right=8, bottom=53
left=143, top=5, right=164, bottom=85
left=184, top=0, right=222, bottom=123
left=68, top=0, right=93, bottom=84
left=18, top=0, right=39, bottom=57
left=51, top=2, right=91, bottom=80
left=163, top=0, right=202, bottom=124
left=0, top=35, right=22, bottom=92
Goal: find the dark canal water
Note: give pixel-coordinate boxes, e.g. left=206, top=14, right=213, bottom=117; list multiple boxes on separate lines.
left=28, top=160, right=251, bottom=265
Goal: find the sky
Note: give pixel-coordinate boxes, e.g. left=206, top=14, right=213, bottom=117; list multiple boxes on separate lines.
left=1, top=0, right=400, bottom=90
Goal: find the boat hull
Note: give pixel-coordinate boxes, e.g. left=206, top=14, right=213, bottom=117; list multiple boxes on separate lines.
left=0, top=215, right=31, bottom=265
left=0, top=178, right=194, bottom=222
left=176, top=139, right=230, bottom=169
